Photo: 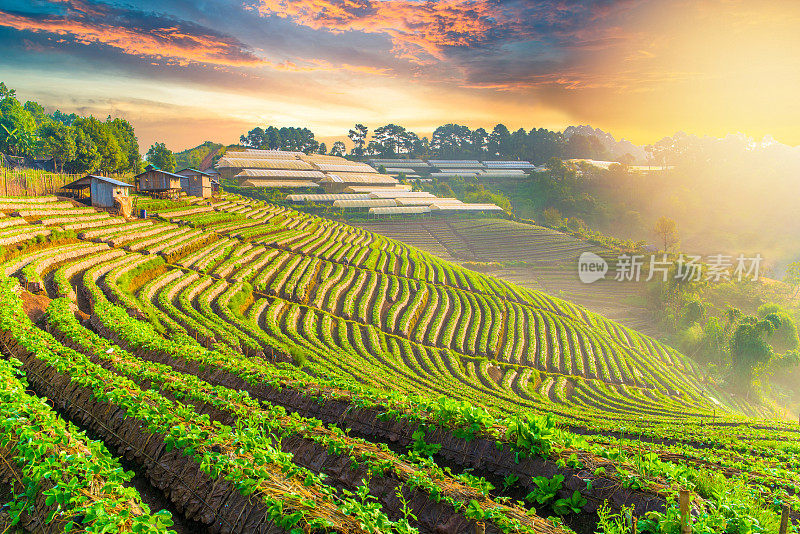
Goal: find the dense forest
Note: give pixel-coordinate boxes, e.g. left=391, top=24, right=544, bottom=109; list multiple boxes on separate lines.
left=0, top=83, right=141, bottom=174
left=237, top=123, right=644, bottom=164
left=173, top=140, right=224, bottom=170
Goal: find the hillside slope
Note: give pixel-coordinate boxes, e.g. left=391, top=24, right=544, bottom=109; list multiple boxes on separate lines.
left=61, top=197, right=761, bottom=419
left=173, top=140, right=225, bottom=170
left=0, top=194, right=797, bottom=533
left=350, top=218, right=659, bottom=336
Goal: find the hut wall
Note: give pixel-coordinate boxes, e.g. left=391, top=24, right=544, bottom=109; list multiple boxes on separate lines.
left=139, top=170, right=180, bottom=191
left=90, top=179, right=129, bottom=208
left=187, top=175, right=211, bottom=198
left=90, top=180, right=115, bottom=207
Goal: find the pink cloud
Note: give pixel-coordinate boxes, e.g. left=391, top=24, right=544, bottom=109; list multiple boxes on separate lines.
left=0, top=8, right=264, bottom=67
left=252, top=0, right=511, bottom=62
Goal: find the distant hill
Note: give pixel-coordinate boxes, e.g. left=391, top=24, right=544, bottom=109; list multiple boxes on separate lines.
left=563, top=125, right=647, bottom=163
left=173, top=141, right=225, bottom=171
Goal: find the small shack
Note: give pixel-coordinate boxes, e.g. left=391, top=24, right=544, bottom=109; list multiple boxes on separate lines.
left=62, top=175, right=133, bottom=208
left=135, top=165, right=183, bottom=198
left=176, top=168, right=212, bottom=198
left=204, top=168, right=221, bottom=193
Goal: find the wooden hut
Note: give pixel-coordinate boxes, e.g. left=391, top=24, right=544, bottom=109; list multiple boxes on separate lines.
left=203, top=168, right=222, bottom=194
left=135, top=165, right=182, bottom=198
left=61, top=175, right=133, bottom=208
left=176, top=168, right=212, bottom=198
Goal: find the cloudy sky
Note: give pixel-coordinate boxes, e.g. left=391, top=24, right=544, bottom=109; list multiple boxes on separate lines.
left=1, top=0, right=798, bottom=150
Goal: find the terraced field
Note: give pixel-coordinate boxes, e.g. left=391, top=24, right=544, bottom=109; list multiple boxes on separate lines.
left=349, top=219, right=658, bottom=336
left=0, top=194, right=797, bottom=534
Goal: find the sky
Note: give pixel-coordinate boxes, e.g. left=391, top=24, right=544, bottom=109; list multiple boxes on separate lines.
left=1, top=0, right=798, bottom=151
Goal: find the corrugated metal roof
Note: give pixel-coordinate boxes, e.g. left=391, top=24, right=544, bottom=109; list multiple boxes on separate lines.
left=430, top=203, right=503, bottom=211
left=368, top=190, right=434, bottom=199
left=320, top=173, right=397, bottom=184
left=235, top=149, right=304, bottom=157
left=236, top=169, right=325, bottom=179
left=134, top=169, right=184, bottom=180
left=63, top=175, right=132, bottom=189
left=299, top=154, right=351, bottom=163
left=95, top=176, right=134, bottom=187
left=368, top=159, right=430, bottom=166
left=287, top=194, right=371, bottom=203
left=315, top=163, right=378, bottom=173
left=240, top=180, right=320, bottom=189
left=177, top=168, right=211, bottom=176
left=369, top=206, right=431, bottom=215
left=333, top=172, right=395, bottom=180
left=216, top=158, right=313, bottom=170
left=395, top=197, right=461, bottom=206
left=381, top=168, right=417, bottom=173
left=62, top=176, right=92, bottom=189
left=483, top=160, right=535, bottom=168
left=433, top=166, right=485, bottom=172
left=333, top=199, right=397, bottom=208
left=345, top=185, right=412, bottom=193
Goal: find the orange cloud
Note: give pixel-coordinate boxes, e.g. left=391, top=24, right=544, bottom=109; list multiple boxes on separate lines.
left=0, top=9, right=264, bottom=66
left=252, top=0, right=508, bottom=62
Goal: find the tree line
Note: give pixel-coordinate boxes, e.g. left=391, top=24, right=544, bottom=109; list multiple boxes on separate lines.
left=239, top=123, right=617, bottom=164
left=0, top=82, right=141, bottom=174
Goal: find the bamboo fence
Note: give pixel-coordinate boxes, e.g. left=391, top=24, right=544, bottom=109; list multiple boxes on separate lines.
left=0, top=168, right=134, bottom=197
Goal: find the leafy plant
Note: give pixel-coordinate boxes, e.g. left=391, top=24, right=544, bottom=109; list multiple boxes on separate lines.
left=502, top=474, right=520, bottom=491
left=411, top=426, right=442, bottom=458
left=525, top=475, right=564, bottom=505
left=552, top=490, right=586, bottom=516
left=505, top=414, right=556, bottom=458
